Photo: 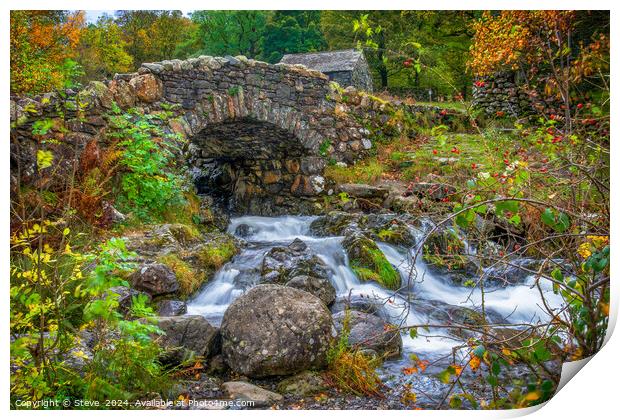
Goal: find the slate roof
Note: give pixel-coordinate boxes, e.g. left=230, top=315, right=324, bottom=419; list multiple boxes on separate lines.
left=279, top=49, right=364, bottom=73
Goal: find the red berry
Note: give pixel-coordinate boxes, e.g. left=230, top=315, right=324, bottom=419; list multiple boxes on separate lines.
left=577, top=103, right=583, bottom=109
left=432, top=149, right=438, bottom=155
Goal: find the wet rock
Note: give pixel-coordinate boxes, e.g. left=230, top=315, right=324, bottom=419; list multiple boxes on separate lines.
left=158, top=300, right=187, bottom=316
left=309, top=211, right=360, bottom=236
left=422, top=227, right=478, bottom=283
left=342, top=232, right=401, bottom=290
left=338, top=183, right=389, bottom=200
left=234, top=223, right=256, bottom=238
left=221, top=381, right=283, bottom=406
left=260, top=238, right=331, bottom=283
left=277, top=371, right=327, bottom=396
left=285, top=275, right=336, bottom=306
left=364, top=216, right=416, bottom=247
left=130, top=263, right=180, bottom=297
left=220, top=284, right=334, bottom=377
left=101, top=201, right=126, bottom=225
left=157, top=315, right=220, bottom=366
left=333, top=310, right=402, bottom=359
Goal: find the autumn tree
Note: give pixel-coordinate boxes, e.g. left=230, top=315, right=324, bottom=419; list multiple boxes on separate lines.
left=469, top=11, right=610, bottom=129
left=10, top=10, right=85, bottom=94
left=77, top=15, right=133, bottom=80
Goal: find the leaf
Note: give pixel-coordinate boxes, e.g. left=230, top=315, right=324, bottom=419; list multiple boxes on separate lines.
left=541, top=208, right=570, bottom=232
left=37, top=150, right=54, bottom=170
left=438, top=369, right=452, bottom=384
left=469, top=355, right=481, bottom=371
left=524, top=391, right=541, bottom=401
left=491, top=361, right=501, bottom=376
left=449, top=395, right=463, bottom=409
left=473, top=345, right=486, bottom=358
left=409, top=327, right=418, bottom=339
left=495, top=200, right=519, bottom=217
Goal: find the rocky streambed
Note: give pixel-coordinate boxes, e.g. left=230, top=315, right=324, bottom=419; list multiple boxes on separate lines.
left=75, top=210, right=564, bottom=409
left=173, top=213, right=561, bottom=408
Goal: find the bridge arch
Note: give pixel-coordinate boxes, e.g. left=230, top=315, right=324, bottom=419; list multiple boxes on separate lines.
left=10, top=55, right=373, bottom=215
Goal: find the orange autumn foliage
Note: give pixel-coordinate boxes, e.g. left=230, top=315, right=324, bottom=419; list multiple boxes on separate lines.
left=10, top=10, right=85, bottom=94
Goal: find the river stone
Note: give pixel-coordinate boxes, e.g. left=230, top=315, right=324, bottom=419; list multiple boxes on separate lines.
left=130, top=263, right=180, bottom=297
left=220, top=284, right=334, bottom=377
left=285, top=275, right=336, bottom=306
left=309, top=211, right=360, bottom=236
left=260, top=238, right=331, bottom=283
left=221, top=381, right=283, bottom=406
left=277, top=371, right=327, bottom=396
left=158, top=300, right=187, bottom=316
left=333, top=310, right=402, bottom=359
left=234, top=223, right=256, bottom=238
left=157, top=315, right=219, bottom=365
left=342, top=232, right=401, bottom=290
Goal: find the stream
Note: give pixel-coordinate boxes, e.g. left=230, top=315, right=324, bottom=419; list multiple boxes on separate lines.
left=187, top=215, right=564, bottom=406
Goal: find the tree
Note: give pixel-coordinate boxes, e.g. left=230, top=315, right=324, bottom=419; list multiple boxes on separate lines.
left=188, top=10, right=270, bottom=58
left=261, top=11, right=327, bottom=63
left=77, top=15, right=133, bottom=80
left=10, top=11, right=85, bottom=94
left=469, top=11, right=610, bottom=130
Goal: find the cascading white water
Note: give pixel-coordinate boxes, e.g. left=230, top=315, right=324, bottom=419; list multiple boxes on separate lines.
left=188, top=215, right=565, bottom=371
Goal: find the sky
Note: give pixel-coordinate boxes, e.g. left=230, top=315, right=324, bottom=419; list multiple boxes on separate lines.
left=84, top=10, right=193, bottom=24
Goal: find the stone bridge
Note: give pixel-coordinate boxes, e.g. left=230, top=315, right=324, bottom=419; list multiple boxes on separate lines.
left=10, top=55, right=374, bottom=215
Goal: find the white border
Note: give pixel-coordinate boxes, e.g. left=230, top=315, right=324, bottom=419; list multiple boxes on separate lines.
left=2, top=1, right=618, bottom=419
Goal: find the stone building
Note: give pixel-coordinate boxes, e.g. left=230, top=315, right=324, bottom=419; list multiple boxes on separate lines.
left=280, top=49, right=373, bottom=92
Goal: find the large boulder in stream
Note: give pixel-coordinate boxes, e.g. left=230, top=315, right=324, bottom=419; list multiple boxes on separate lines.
left=285, top=275, right=336, bottom=306
left=342, top=232, right=401, bottom=290
left=220, top=284, right=335, bottom=377
left=260, top=238, right=331, bottom=283
left=333, top=310, right=402, bottom=359
left=156, top=315, right=220, bottom=366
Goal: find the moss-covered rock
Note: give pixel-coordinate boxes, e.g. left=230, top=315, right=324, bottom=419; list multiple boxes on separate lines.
left=423, top=227, right=468, bottom=270
left=342, top=232, right=401, bottom=290
left=309, top=211, right=359, bottom=236
left=192, top=234, right=239, bottom=272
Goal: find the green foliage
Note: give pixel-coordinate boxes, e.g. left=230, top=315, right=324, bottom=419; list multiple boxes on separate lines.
left=10, top=228, right=168, bottom=406
left=324, top=159, right=384, bottom=184
left=261, top=11, right=327, bottom=63
left=108, top=110, right=186, bottom=222
left=326, top=310, right=385, bottom=397
left=188, top=11, right=268, bottom=58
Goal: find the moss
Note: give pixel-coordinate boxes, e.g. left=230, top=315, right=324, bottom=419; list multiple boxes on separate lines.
left=158, top=254, right=200, bottom=298
left=422, top=229, right=469, bottom=271
left=345, top=234, right=401, bottom=290
left=195, top=236, right=238, bottom=271
left=324, top=159, right=384, bottom=184
left=167, top=223, right=201, bottom=245
left=375, top=225, right=415, bottom=247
